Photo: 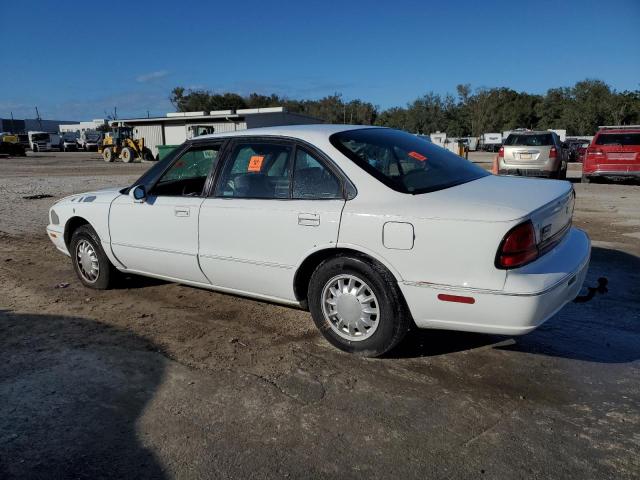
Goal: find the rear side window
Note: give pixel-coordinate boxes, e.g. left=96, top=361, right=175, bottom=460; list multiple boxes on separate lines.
left=595, top=133, right=640, bottom=146
left=504, top=134, right=554, bottom=146
left=293, top=148, right=342, bottom=199
left=215, top=143, right=292, bottom=199
left=330, top=128, right=488, bottom=194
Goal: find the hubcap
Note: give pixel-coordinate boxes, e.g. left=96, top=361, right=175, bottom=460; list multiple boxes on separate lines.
left=76, top=239, right=99, bottom=283
left=321, top=274, right=379, bottom=341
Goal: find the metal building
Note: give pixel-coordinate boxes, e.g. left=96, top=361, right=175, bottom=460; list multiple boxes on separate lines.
left=0, top=118, right=78, bottom=134
left=116, top=107, right=322, bottom=158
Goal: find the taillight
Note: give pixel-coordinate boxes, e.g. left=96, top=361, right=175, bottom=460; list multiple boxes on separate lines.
left=498, top=146, right=504, bottom=158
left=549, top=146, right=557, bottom=159
left=587, top=147, right=604, bottom=157
left=496, top=221, right=538, bottom=269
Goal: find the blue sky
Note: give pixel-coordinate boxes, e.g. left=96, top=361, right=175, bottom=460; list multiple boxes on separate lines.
left=1, top=0, right=639, bottom=120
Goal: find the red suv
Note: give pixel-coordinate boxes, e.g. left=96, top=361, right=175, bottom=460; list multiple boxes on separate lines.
left=582, top=126, right=640, bottom=183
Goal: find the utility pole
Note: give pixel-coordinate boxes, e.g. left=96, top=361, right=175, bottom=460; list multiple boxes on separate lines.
left=35, top=106, right=42, bottom=130
left=10, top=111, right=15, bottom=133
left=113, top=107, right=117, bottom=120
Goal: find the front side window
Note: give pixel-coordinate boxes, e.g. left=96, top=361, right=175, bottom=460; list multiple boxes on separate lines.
left=293, top=148, right=342, bottom=199
left=151, top=145, right=220, bottom=196
left=330, top=128, right=488, bottom=194
left=215, top=143, right=291, bottom=199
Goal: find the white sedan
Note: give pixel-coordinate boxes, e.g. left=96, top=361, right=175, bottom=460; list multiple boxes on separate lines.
left=47, top=125, right=591, bottom=356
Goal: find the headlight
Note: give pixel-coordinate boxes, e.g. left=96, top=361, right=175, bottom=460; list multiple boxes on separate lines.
left=50, top=209, right=60, bottom=225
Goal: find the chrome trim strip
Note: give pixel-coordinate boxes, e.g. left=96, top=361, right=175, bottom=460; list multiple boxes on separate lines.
left=198, top=253, right=294, bottom=270
left=111, top=242, right=194, bottom=257
left=403, top=255, right=590, bottom=298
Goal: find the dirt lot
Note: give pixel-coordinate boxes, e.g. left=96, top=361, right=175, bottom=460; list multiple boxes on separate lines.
left=1, top=152, right=639, bottom=479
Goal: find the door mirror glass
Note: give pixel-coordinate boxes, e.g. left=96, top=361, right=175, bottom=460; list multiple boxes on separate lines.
left=130, top=184, right=146, bottom=201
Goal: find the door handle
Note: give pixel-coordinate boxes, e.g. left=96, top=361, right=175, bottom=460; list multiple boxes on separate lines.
left=298, top=213, right=320, bottom=226
left=174, top=207, right=190, bottom=217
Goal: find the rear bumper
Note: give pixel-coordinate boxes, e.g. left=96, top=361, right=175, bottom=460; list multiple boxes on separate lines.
left=399, top=227, right=590, bottom=335
left=499, top=169, right=554, bottom=178
left=584, top=170, right=640, bottom=179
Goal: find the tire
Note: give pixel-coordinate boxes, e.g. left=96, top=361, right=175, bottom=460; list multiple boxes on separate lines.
left=103, top=147, right=113, bottom=162
left=581, top=175, right=591, bottom=184
left=557, top=162, right=567, bottom=180
left=33, top=145, right=38, bottom=152
left=121, top=147, right=133, bottom=163
left=69, top=225, right=117, bottom=289
left=308, top=255, right=411, bottom=357
left=142, top=149, right=154, bottom=162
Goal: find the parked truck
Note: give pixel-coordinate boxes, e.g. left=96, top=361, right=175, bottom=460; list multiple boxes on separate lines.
left=28, top=131, right=52, bottom=152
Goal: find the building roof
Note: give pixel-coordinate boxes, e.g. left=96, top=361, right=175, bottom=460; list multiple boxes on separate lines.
left=113, top=108, right=319, bottom=126
left=193, top=124, right=381, bottom=142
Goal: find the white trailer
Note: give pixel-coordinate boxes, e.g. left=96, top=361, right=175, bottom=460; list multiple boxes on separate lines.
left=547, top=129, right=566, bottom=142
left=429, top=132, right=446, bottom=147
left=481, top=133, right=502, bottom=152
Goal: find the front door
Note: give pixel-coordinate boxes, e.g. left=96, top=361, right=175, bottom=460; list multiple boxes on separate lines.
left=198, top=140, right=346, bottom=302
left=109, top=143, right=221, bottom=283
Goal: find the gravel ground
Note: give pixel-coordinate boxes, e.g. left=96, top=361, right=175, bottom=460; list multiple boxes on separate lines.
left=1, top=152, right=639, bottom=479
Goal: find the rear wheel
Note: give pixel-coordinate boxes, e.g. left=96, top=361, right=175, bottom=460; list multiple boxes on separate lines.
left=142, top=148, right=154, bottom=162
left=103, top=147, right=113, bottom=162
left=581, top=174, right=591, bottom=184
left=70, top=225, right=117, bottom=289
left=308, top=255, right=411, bottom=357
left=121, top=147, right=134, bottom=163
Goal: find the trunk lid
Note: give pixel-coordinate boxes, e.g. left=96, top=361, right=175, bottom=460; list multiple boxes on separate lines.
left=402, top=175, right=574, bottom=241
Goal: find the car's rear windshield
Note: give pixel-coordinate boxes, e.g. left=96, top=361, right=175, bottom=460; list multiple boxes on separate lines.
left=504, top=133, right=554, bottom=146
left=329, top=128, right=488, bottom=194
left=595, top=133, right=640, bottom=146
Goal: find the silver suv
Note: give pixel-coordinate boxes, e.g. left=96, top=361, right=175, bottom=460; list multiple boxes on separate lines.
left=498, top=131, right=567, bottom=179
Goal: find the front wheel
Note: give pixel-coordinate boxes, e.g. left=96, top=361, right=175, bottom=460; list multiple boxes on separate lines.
left=70, top=225, right=117, bottom=289
left=308, top=255, right=411, bottom=357
left=103, top=147, right=113, bottom=162
left=121, top=147, right=134, bottom=163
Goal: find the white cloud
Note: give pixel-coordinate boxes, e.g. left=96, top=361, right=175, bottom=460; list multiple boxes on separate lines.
left=136, top=70, right=169, bottom=83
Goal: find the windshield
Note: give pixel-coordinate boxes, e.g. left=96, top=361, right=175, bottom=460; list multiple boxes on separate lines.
left=63, top=133, right=77, bottom=141
left=504, top=133, right=554, bottom=146
left=33, top=133, right=49, bottom=141
left=86, top=133, right=101, bottom=141
left=330, top=128, right=488, bottom=194
left=595, top=133, right=640, bottom=146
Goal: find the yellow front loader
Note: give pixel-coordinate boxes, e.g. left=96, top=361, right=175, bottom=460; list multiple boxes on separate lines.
left=99, top=124, right=153, bottom=163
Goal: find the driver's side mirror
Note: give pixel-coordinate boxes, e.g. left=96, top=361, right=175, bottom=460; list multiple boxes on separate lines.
left=129, top=184, right=146, bottom=203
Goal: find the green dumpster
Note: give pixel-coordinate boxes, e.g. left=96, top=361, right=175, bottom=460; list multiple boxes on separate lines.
left=156, top=144, right=179, bottom=161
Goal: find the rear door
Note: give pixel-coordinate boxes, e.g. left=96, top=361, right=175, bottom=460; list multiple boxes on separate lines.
left=198, top=139, right=346, bottom=302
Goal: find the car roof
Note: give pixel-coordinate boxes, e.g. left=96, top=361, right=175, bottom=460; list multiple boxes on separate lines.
left=193, top=124, right=384, bottom=142
left=508, top=131, right=553, bottom=135
left=597, top=129, right=640, bottom=134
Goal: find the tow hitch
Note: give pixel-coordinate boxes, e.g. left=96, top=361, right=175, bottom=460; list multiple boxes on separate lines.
left=573, top=277, right=608, bottom=303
